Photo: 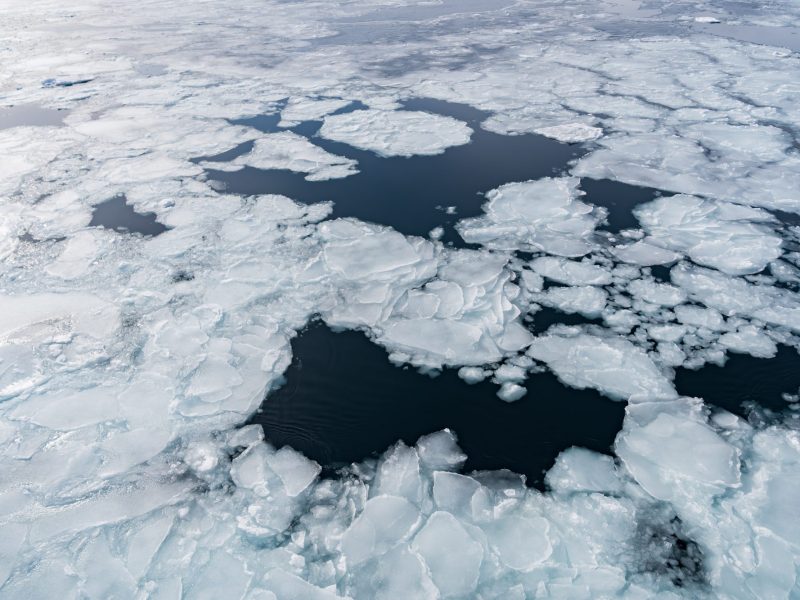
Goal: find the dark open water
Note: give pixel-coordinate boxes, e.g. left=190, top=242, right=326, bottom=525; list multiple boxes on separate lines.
left=248, top=322, right=626, bottom=488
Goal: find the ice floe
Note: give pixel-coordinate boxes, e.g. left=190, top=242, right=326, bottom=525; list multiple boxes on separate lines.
left=319, top=109, right=472, bottom=157
left=457, top=177, right=604, bottom=256
left=216, top=132, right=358, bottom=181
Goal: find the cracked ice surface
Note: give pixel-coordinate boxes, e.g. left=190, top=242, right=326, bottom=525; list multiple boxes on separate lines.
left=1, top=0, right=800, bottom=598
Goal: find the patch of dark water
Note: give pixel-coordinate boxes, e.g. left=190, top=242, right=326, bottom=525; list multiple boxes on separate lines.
left=248, top=322, right=625, bottom=489
left=675, top=344, right=800, bottom=417
left=527, top=306, right=604, bottom=335
left=89, top=195, right=169, bottom=236
left=579, top=177, right=669, bottom=233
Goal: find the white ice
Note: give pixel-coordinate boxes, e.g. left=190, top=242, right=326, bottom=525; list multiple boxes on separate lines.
left=457, top=177, right=603, bottom=256
left=319, top=109, right=472, bottom=157
left=2, top=0, right=800, bottom=598
left=634, top=195, right=782, bottom=275
left=215, top=132, right=358, bottom=181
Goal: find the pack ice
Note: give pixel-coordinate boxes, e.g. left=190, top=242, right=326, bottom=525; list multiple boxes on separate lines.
left=1, top=0, right=800, bottom=598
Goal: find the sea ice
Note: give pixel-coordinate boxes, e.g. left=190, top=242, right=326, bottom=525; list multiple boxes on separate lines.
left=2, top=0, right=800, bottom=597
left=457, top=177, right=603, bottom=256
left=527, top=330, right=678, bottom=401
left=319, top=109, right=472, bottom=157
left=220, top=132, right=358, bottom=181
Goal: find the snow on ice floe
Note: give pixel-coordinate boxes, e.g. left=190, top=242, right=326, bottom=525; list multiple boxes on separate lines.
left=279, top=96, right=353, bottom=127
left=213, top=131, right=359, bottom=180
left=528, top=329, right=678, bottom=401
left=634, top=195, right=782, bottom=275
left=316, top=219, right=532, bottom=368
left=457, top=177, right=603, bottom=256
left=319, top=108, right=472, bottom=157
left=2, top=0, right=800, bottom=597
left=534, top=122, right=603, bottom=143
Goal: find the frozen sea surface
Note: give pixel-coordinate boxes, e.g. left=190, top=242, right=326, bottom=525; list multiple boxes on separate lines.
left=2, top=0, right=800, bottom=598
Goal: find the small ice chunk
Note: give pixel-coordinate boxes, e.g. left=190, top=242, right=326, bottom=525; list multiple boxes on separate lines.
left=458, top=366, right=489, bottom=384
left=341, top=495, right=420, bottom=566
left=267, top=446, right=321, bottom=497
left=416, top=430, right=466, bottom=472
left=497, top=382, right=526, bottom=402
left=280, top=96, right=351, bottom=124
left=457, top=177, right=602, bottom=256
left=184, top=440, right=220, bottom=473
left=224, top=131, right=358, bottom=180
left=531, top=256, right=612, bottom=286
left=534, top=123, right=603, bottom=143
left=719, top=327, right=778, bottom=358
left=674, top=304, right=725, bottom=330
left=411, top=512, right=484, bottom=596
left=485, top=516, right=552, bottom=571
left=432, top=471, right=483, bottom=517
left=546, top=447, right=622, bottom=494
left=374, top=443, right=423, bottom=504
left=541, top=285, right=607, bottom=317
left=612, top=240, right=681, bottom=266
left=647, top=324, right=687, bottom=343
left=628, top=279, right=687, bottom=307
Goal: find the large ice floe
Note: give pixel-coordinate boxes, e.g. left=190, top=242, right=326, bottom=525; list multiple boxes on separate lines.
left=1, top=0, right=800, bottom=598
left=319, top=109, right=473, bottom=157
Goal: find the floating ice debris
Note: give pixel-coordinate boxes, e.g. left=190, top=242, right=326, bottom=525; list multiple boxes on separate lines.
left=319, top=109, right=472, bottom=157
left=531, top=256, right=613, bottom=286
left=540, top=285, right=608, bottom=317
left=279, top=96, right=353, bottom=126
left=695, top=16, right=721, bottom=24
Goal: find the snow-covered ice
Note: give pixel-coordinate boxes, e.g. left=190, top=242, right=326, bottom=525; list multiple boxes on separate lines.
left=319, top=109, right=472, bottom=157
left=217, top=132, right=358, bottom=181
left=1, top=0, right=800, bottom=597
left=457, top=177, right=603, bottom=256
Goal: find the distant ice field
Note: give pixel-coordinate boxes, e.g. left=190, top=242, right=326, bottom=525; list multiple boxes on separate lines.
left=1, top=0, right=800, bottom=598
